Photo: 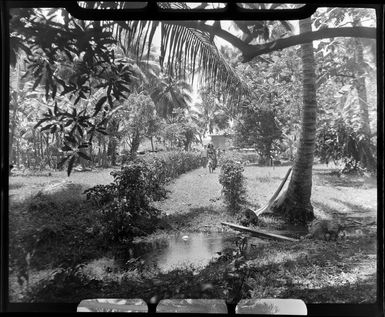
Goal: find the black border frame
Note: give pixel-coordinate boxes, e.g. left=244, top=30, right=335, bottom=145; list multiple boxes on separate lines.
left=1, top=1, right=383, bottom=315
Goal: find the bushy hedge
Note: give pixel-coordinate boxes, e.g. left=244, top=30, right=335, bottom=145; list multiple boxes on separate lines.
left=84, top=151, right=202, bottom=244
left=219, top=160, right=247, bottom=213
left=141, top=150, right=202, bottom=180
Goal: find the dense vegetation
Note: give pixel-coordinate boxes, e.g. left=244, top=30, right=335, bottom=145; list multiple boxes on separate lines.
left=8, top=3, right=377, bottom=307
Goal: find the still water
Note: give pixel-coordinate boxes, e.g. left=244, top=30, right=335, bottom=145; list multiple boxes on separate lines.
left=84, top=232, right=267, bottom=277
left=130, top=232, right=267, bottom=272
left=137, top=232, right=237, bottom=271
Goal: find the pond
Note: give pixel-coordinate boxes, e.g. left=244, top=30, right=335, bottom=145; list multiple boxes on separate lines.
left=86, top=232, right=267, bottom=276
left=133, top=232, right=264, bottom=272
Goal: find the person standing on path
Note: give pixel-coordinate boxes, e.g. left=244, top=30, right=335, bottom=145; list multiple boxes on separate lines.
left=207, top=144, right=217, bottom=170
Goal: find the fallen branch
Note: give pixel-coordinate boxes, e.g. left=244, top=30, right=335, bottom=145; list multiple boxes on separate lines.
left=254, top=167, right=292, bottom=217
left=221, top=221, right=299, bottom=242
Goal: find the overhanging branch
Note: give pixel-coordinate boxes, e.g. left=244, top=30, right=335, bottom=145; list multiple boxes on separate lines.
left=162, top=23, right=375, bottom=65
left=242, top=27, right=376, bottom=62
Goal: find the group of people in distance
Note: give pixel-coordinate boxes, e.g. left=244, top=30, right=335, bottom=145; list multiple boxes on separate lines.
left=201, top=143, right=222, bottom=171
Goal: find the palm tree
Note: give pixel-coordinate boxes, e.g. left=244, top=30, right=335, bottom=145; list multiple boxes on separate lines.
left=193, top=88, right=230, bottom=136
left=80, top=2, right=247, bottom=100
left=271, top=18, right=317, bottom=224
left=352, top=16, right=376, bottom=172
left=150, top=74, right=193, bottom=120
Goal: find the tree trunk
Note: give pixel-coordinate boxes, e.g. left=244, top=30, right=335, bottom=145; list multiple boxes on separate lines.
left=150, top=136, right=154, bottom=151
left=272, top=18, right=316, bottom=225
left=9, top=57, right=21, bottom=165
left=89, top=142, right=94, bottom=168
left=130, top=130, right=141, bottom=159
left=16, top=139, right=20, bottom=168
left=39, top=133, right=44, bottom=168
left=101, top=137, right=108, bottom=167
left=32, top=131, right=38, bottom=168
left=107, top=136, right=118, bottom=166
left=353, top=27, right=376, bottom=171
left=184, top=141, right=189, bottom=151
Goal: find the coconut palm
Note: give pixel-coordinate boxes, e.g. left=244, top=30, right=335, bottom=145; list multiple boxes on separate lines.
left=271, top=18, right=317, bottom=224
left=150, top=73, right=193, bottom=120
left=81, top=1, right=248, bottom=99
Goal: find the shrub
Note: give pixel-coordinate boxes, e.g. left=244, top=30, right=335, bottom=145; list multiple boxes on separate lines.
left=84, top=151, right=201, bottom=244
left=219, top=160, right=247, bottom=213
left=84, top=160, right=162, bottom=245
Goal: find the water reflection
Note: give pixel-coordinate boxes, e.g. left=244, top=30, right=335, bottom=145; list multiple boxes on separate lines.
left=85, top=233, right=268, bottom=278
left=132, top=232, right=261, bottom=272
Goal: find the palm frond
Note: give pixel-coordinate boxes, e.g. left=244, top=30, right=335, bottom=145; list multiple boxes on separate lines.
left=80, top=2, right=248, bottom=103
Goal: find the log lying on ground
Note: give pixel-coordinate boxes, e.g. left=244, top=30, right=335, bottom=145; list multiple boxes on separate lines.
left=221, top=221, right=299, bottom=242
left=254, top=167, right=292, bottom=217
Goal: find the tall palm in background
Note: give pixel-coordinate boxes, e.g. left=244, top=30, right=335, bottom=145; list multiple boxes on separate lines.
left=150, top=74, right=193, bottom=120
left=193, top=88, right=230, bottom=137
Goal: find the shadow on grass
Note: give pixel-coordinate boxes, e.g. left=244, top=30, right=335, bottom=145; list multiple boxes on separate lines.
left=245, top=232, right=377, bottom=302
left=9, top=190, right=103, bottom=271
left=312, top=201, right=376, bottom=223
left=280, top=273, right=376, bottom=303
left=313, top=169, right=376, bottom=189
left=331, top=199, right=377, bottom=214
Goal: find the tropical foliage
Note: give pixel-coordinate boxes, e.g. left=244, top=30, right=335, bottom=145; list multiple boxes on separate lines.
left=8, top=4, right=378, bottom=305
left=9, top=5, right=377, bottom=219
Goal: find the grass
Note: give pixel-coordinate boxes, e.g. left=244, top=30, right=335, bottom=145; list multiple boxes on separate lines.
left=8, top=163, right=377, bottom=304
left=9, top=168, right=115, bottom=204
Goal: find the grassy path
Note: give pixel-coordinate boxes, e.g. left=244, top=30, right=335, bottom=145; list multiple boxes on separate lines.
left=152, top=166, right=224, bottom=215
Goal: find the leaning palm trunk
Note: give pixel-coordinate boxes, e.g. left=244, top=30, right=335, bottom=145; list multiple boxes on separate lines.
left=271, top=18, right=316, bottom=225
